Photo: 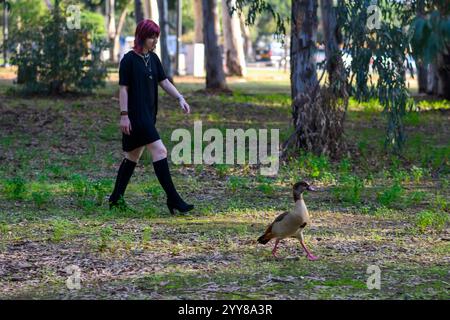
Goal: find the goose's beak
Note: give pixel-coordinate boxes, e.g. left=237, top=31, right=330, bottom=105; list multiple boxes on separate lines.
left=307, top=185, right=317, bottom=191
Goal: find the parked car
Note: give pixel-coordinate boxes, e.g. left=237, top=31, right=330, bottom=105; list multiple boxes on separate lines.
left=255, top=47, right=272, bottom=61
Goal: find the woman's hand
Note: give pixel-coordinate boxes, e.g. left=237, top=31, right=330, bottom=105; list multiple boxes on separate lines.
left=120, top=115, right=132, bottom=135
left=178, top=96, right=191, bottom=114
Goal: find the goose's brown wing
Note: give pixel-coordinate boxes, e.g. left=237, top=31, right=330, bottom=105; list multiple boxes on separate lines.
left=263, top=211, right=289, bottom=235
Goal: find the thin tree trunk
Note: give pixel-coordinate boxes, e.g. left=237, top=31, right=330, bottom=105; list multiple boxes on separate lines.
left=221, top=0, right=246, bottom=76
left=158, top=0, right=172, bottom=81
left=417, top=64, right=428, bottom=93
left=320, top=0, right=342, bottom=85
left=142, top=0, right=151, bottom=18
left=239, top=12, right=254, bottom=62
left=202, top=0, right=228, bottom=90
left=148, top=0, right=161, bottom=56
left=193, top=0, right=203, bottom=43
left=113, top=0, right=131, bottom=63
left=135, top=0, right=144, bottom=23
left=427, top=63, right=439, bottom=95
left=106, top=0, right=117, bottom=62
left=437, top=50, right=450, bottom=100
left=416, top=2, right=427, bottom=94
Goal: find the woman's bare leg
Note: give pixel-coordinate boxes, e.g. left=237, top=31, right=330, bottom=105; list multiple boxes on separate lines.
left=145, top=139, right=167, bottom=162
left=125, top=145, right=145, bottom=163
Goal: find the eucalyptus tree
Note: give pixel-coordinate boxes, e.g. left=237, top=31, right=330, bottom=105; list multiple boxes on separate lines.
left=202, top=0, right=229, bottom=90
left=229, top=0, right=433, bottom=156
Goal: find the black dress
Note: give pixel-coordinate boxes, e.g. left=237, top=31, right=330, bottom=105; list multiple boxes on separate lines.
left=119, top=50, right=168, bottom=152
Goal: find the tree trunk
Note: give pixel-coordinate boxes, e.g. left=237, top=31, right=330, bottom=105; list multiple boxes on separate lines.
left=221, top=0, right=246, bottom=76
left=106, top=0, right=116, bottom=62
left=142, top=0, right=151, bottom=18
left=113, top=0, right=131, bottom=63
left=290, top=0, right=318, bottom=100
left=202, top=0, right=228, bottom=91
left=158, top=0, right=172, bottom=81
left=320, top=0, right=343, bottom=85
left=427, top=63, right=439, bottom=95
left=417, top=63, right=428, bottom=93
left=437, top=50, right=450, bottom=100
left=282, top=0, right=348, bottom=159
left=148, top=0, right=161, bottom=56
left=416, top=3, right=427, bottom=94
left=193, top=0, right=203, bottom=43
left=134, top=0, right=144, bottom=23
left=239, top=12, right=254, bottom=62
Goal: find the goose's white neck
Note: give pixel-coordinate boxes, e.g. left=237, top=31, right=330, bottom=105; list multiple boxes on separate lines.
left=294, top=197, right=307, bottom=213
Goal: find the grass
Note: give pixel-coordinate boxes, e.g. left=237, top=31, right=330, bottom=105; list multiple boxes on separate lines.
left=0, top=67, right=448, bottom=299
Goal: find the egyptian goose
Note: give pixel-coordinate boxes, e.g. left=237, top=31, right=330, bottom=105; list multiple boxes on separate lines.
left=257, top=181, right=318, bottom=261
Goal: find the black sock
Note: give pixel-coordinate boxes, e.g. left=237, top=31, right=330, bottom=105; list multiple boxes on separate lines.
left=152, top=157, right=183, bottom=203
left=109, top=158, right=137, bottom=204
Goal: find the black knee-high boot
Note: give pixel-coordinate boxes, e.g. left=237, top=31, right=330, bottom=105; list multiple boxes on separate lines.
left=152, top=157, right=194, bottom=214
left=109, top=158, right=137, bottom=209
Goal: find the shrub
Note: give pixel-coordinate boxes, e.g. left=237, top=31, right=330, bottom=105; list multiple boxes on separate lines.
left=332, top=175, right=364, bottom=205
left=2, top=177, right=27, bottom=200
left=377, top=182, right=404, bottom=207
left=415, top=210, right=449, bottom=233
left=10, top=2, right=108, bottom=94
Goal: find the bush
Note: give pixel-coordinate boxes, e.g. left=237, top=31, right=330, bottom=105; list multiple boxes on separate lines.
left=10, top=2, right=108, bottom=94
left=2, top=177, right=27, bottom=200
left=415, top=210, right=449, bottom=233
left=332, top=175, right=364, bottom=205
left=377, top=182, right=404, bottom=207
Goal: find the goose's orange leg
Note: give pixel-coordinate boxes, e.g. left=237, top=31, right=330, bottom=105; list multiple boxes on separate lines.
left=271, top=239, right=280, bottom=258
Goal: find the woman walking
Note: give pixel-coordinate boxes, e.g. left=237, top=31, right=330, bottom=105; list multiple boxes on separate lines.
left=108, top=19, right=194, bottom=215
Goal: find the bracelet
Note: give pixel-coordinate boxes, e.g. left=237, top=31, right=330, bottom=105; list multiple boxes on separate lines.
left=176, top=95, right=184, bottom=101
left=120, top=110, right=128, bottom=116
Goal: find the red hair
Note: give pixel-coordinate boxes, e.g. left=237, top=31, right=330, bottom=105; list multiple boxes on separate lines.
left=133, top=19, right=160, bottom=53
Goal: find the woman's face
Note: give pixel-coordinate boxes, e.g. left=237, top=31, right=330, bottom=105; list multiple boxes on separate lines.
left=144, top=35, right=158, bottom=51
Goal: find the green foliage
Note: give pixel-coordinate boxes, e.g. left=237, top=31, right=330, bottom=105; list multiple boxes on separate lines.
left=227, top=176, right=249, bottom=192
left=144, top=182, right=164, bottom=199
left=80, top=10, right=107, bottom=40
left=293, top=152, right=332, bottom=181
left=70, top=174, right=91, bottom=198
left=51, top=218, right=75, bottom=242
left=404, top=190, right=427, bottom=206
left=415, top=209, right=449, bottom=232
left=332, top=175, right=365, bottom=205
left=258, top=182, right=275, bottom=196
left=2, top=177, right=27, bottom=200
left=214, top=164, right=231, bottom=178
left=377, top=182, right=404, bottom=207
left=10, top=2, right=108, bottom=94
left=411, top=7, right=450, bottom=64
left=31, top=187, right=52, bottom=209
left=411, top=166, right=426, bottom=183
left=9, top=0, right=47, bottom=32
left=229, top=0, right=290, bottom=45
left=99, top=226, right=114, bottom=251
left=91, top=179, right=111, bottom=206
left=337, top=0, right=417, bottom=152
left=142, top=226, right=152, bottom=244
left=433, top=193, right=448, bottom=211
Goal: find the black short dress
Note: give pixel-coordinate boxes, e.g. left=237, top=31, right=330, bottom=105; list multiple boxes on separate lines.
left=119, top=50, right=168, bottom=152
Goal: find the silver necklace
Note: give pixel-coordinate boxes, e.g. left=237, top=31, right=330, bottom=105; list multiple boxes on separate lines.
left=135, top=50, right=153, bottom=79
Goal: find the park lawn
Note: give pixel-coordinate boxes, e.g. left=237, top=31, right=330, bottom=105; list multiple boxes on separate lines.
left=0, top=68, right=449, bottom=299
